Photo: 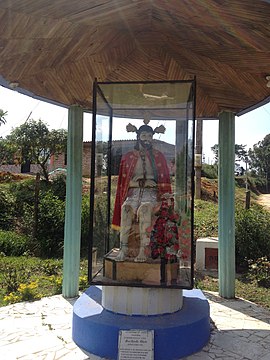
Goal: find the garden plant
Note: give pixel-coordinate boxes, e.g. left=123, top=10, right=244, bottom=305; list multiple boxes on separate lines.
left=0, top=172, right=269, bottom=309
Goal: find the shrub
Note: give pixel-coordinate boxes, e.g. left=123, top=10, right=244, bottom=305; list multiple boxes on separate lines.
left=1, top=263, right=31, bottom=293
left=2, top=267, right=22, bottom=293
left=18, top=203, right=35, bottom=237
left=194, top=200, right=270, bottom=271
left=235, top=205, right=270, bottom=269
left=248, top=173, right=267, bottom=193
left=81, top=195, right=90, bottom=256
left=81, top=193, right=118, bottom=258
left=41, top=259, right=62, bottom=276
left=202, top=164, right=218, bottom=179
left=49, top=275, right=63, bottom=294
left=9, top=179, right=36, bottom=217
left=93, top=194, right=108, bottom=256
left=50, top=175, right=66, bottom=201
left=17, top=281, right=40, bottom=302
left=79, top=275, right=88, bottom=291
left=0, top=189, right=15, bottom=230
left=0, top=230, right=30, bottom=256
left=4, top=280, right=41, bottom=304
left=8, top=177, right=66, bottom=257
left=0, top=257, right=65, bottom=305
left=9, top=178, right=50, bottom=218
left=248, top=257, right=270, bottom=288
left=37, top=190, right=65, bottom=258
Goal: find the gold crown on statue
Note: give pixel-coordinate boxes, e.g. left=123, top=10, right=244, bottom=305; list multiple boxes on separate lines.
left=126, top=114, right=166, bottom=135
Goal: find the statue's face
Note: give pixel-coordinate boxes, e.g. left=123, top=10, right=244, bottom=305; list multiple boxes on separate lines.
left=139, top=131, right=153, bottom=149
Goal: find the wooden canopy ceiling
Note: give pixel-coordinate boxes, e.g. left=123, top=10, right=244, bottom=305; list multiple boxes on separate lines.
left=0, top=0, right=269, bottom=118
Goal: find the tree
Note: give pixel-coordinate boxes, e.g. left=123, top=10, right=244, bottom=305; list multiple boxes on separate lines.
left=211, top=144, right=219, bottom=164
left=0, top=109, right=7, bottom=126
left=248, top=134, right=270, bottom=190
left=211, top=143, right=248, bottom=164
left=0, top=137, right=17, bottom=165
left=235, top=144, right=248, bottom=163
left=7, top=119, right=67, bottom=181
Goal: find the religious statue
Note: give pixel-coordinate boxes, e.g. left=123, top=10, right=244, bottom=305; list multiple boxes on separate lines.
left=111, top=118, right=172, bottom=262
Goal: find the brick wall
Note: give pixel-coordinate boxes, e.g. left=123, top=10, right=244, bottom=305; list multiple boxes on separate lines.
left=48, top=153, right=67, bottom=173
left=0, top=164, right=43, bottom=173
left=82, top=142, right=91, bottom=177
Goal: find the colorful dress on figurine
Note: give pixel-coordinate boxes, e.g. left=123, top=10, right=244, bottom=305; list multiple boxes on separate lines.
left=150, top=196, right=180, bottom=263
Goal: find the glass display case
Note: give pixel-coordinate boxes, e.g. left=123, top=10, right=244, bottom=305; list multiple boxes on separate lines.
left=88, top=80, right=195, bottom=289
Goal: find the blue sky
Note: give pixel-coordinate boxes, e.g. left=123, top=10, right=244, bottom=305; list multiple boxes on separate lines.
left=0, top=86, right=269, bottom=164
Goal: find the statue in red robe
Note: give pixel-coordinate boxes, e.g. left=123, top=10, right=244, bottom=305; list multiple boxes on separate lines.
left=112, top=122, right=172, bottom=262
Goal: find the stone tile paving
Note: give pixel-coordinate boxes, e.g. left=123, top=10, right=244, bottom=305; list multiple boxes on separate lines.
left=186, top=291, right=270, bottom=360
left=0, top=291, right=270, bottom=359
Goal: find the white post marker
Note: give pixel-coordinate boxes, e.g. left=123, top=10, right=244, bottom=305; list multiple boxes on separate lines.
left=118, top=330, right=154, bottom=360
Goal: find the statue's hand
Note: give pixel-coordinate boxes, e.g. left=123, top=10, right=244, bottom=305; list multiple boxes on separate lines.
left=133, top=175, right=142, bottom=182
left=129, top=176, right=146, bottom=187
left=145, top=179, right=157, bottom=188
left=129, top=178, right=156, bottom=188
left=129, top=179, right=140, bottom=187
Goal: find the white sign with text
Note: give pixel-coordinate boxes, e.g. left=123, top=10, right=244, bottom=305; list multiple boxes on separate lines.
left=118, top=330, right=154, bottom=360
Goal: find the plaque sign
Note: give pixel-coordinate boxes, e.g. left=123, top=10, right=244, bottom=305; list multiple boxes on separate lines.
left=118, top=330, right=154, bottom=360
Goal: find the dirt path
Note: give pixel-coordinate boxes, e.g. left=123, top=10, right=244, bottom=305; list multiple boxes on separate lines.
left=257, top=194, right=270, bottom=210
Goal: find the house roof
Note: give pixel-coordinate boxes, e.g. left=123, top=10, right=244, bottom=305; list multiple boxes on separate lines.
left=0, top=0, right=269, bottom=118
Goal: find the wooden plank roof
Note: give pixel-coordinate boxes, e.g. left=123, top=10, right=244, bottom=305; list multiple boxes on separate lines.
left=0, top=0, right=269, bottom=118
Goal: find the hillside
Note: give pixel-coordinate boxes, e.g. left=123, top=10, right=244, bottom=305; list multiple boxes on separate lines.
left=257, top=194, right=270, bottom=211
left=0, top=171, right=263, bottom=208
left=201, top=178, right=218, bottom=202
left=200, top=176, right=262, bottom=207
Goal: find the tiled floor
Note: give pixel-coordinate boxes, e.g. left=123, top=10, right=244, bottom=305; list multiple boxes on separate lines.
left=0, top=291, right=270, bottom=360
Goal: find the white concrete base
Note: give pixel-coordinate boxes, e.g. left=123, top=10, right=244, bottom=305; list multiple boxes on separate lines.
left=102, top=286, right=183, bottom=315
left=196, top=237, right=218, bottom=270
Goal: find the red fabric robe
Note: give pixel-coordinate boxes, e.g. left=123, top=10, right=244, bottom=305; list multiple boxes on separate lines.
left=112, top=149, right=172, bottom=230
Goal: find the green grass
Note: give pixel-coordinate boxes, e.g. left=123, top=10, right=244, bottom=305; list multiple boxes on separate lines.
left=194, top=199, right=218, bottom=239
left=195, top=273, right=270, bottom=309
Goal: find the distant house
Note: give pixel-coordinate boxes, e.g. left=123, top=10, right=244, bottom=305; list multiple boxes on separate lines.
left=0, top=140, right=175, bottom=177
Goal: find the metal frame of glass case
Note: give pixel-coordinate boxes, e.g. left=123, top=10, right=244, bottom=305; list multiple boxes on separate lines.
left=88, top=79, right=196, bottom=289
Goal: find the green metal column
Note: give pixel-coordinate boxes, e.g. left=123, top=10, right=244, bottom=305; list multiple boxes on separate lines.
left=218, top=111, right=235, bottom=298
left=62, top=105, right=83, bottom=298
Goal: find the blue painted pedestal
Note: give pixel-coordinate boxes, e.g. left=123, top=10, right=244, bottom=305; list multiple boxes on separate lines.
left=73, top=286, right=210, bottom=359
